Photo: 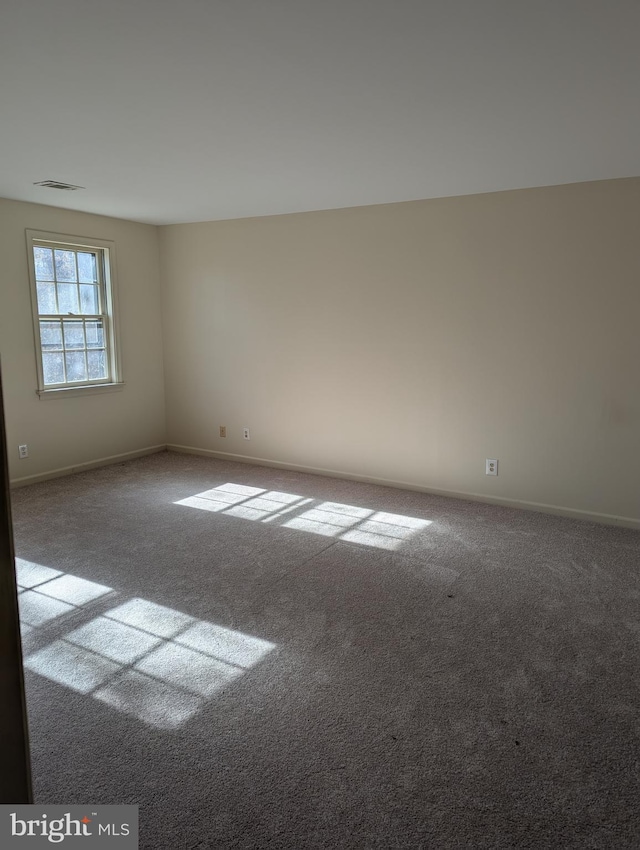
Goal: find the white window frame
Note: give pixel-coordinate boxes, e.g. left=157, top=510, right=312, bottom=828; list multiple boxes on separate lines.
left=26, top=230, right=124, bottom=399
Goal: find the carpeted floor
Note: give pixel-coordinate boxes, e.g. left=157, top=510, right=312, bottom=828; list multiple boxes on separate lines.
left=10, top=450, right=640, bottom=848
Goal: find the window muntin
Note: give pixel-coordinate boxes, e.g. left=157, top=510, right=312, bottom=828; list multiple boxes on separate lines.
left=27, top=233, right=121, bottom=395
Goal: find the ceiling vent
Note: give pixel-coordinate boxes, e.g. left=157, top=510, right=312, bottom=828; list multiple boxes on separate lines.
left=33, top=180, right=85, bottom=191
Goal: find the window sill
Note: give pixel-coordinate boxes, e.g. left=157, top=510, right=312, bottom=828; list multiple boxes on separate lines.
left=37, top=382, right=125, bottom=400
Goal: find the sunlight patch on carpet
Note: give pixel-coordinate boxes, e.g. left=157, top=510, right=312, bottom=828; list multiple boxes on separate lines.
left=18, top=561, right=276, bottom=730
left=174, top=485, right=432, bottom=550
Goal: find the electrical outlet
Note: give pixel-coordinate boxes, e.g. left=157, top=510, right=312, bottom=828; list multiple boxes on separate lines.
left=486, top=458, right=498, bottom=476
left=19, top=444, right=28, bottom=459
left=219, top=426, right=226, bottom=438
left=243, top=428, right=250, bottom=440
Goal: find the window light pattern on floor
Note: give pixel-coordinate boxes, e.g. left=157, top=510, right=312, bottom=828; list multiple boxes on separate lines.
left=16, top=559, right=275, bottom=730
left=175, top=484, right=432, bottom=550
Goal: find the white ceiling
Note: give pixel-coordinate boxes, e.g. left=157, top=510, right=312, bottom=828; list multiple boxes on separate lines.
left=1, top=0, right=638, bottom=225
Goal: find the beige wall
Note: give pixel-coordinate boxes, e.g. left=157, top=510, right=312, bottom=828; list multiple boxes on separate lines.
left=0, top=198, right=166, bottom=482
left=159, top=178, right=640, bottom=524
left=2, top=182, right=637, bottom=522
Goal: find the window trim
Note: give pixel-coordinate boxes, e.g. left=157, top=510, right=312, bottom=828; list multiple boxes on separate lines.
left=26, top=230, right=124, bottom=398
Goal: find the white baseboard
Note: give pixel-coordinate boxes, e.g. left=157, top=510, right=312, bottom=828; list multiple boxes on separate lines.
left=167, top=443, right=640, bottom=531
left=10, top=445, right=167, bottom=487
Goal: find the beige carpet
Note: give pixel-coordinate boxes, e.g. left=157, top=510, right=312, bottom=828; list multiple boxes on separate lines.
left=11, top=450, right=640, bottom=848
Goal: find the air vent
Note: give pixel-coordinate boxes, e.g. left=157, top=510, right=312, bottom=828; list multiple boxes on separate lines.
left=33, top=180, right=85, bottom=191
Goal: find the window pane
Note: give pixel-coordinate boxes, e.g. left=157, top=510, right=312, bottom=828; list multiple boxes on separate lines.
left=63, top=321, right=85, bottom=350
left=87, top=349, right=107, bottom=380
left=31, top=240, right=114, bottom=391
left=65, top=351, right=87, bottom=382
left=42, top=352, right=65, bottom=385
left=36, top=281, right=57, bottom=314
left=85, top=320, right=104, bottom=348
left=77, top=252, right=98, bottom=283
left=57, top=283, right=79, bottom=314
left=34, top=247, right=54, bottom=280
left=54, top=250, right=77, bottom=282
left=40, top=321, right=63, bottom=350
left=79, top=284, right=99, bottom=314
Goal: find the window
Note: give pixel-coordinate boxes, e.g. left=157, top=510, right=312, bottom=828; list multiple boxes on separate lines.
left=26, top=231, right=122, bottom=397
